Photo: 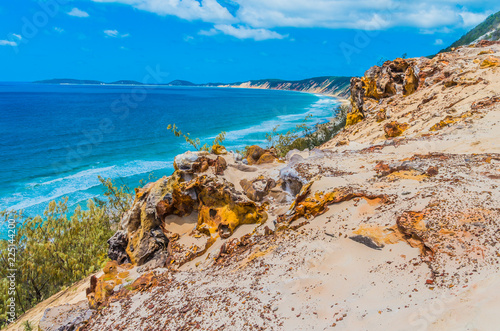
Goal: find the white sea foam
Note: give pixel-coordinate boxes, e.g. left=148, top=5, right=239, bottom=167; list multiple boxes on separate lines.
left=224, top=96, right=339, bottom=142
left=0, top=160, right=173, bottom=212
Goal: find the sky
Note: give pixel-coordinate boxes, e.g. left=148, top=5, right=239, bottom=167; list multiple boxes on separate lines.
left=0, top=0, right=499, bottom=83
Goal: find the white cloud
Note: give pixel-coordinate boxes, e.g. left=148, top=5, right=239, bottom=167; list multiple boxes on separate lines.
left=0, top=40, right=17, bottom=47
left=68, top=8, right=89, bottom=18
left=91, top=0, right=499, bottom=40
left=434, top=39, right=444, bottom=45
left=54, top=27, right=65, bottom=34
left=92, top=0, right=235, bottom=24
left=199, top=28, right=219, bottom=36
left=104, top=30, right=130, bottom=38
left=207, top=24, right=287, bottom=41
left=459, top=11, right=489, bottom=27
left=12, top=34, right=22, bottom=40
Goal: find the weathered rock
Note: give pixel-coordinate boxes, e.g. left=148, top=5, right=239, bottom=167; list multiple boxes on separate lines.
left=131, top=228, right=169, bottom=266
left=39, top=301, right=92, bottom=331
left=347, top=58, right=420, bottom=126
left=375, top=108, right=387, bottom=122
left=280, top=184, right=390, bottom=224
left=246, top=145, right=276, bottom=165
left=256, top=152, right=276, bottom=165
left=196, top=176, right=268, bottom=237
left=173, top=151, right=203, bottom=171
left=211, top=144, right=227, bottom=155
left=384, top=121, right=409, bottom=138
left=396, top=211, right=432, bottom=256
left=107, top=230, right=130, bottom=265
left=350, top=77, right=365, bottom=115
left=240, top=177, right=276, bottom=202
left=246, top=145, right=266, bottom=165
left=346, top=110, right=364, bottom=126
left=215, top=156, right=227, bottom=175
left=87, top=261, right=134, bottom=309
left=403, top=66, right=419, bottom=96
left=480, top=56, right=500, bottom=69
left=279, top=163, right=307, bottom=196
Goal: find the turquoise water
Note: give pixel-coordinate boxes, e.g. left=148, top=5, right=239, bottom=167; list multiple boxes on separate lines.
left=0, top=82, right=338, bottom=237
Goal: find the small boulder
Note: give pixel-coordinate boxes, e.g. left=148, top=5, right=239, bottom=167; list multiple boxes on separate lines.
left=173, top=151, right=201, bottom=171
left=240, top=177, right=276, bottom=202
left=384, top=121, right=409, bottom=138
left=246, top=145, right=266, bottom=165
left=107, top=230, right=130, bottom=265
left=246, top=145, right=276, bottom=165
left=211, top=144, right=227, bottom=155
left=215, top=156, right=227, bottom=175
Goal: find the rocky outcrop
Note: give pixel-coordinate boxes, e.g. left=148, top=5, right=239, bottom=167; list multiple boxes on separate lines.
left=347, top=58, right=419, bottom=121
left=108, top=151, right=270, bottom=267
left=240, top=177, right=276, bottom=202
left=245, top=145, right=277, bottom=165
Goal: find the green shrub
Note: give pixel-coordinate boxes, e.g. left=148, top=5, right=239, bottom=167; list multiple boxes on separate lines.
left=167, top=124, right=226, bottom=152
left=265, top=105, right=347, bottom=158
left=0, top=178, right=132, bottom=328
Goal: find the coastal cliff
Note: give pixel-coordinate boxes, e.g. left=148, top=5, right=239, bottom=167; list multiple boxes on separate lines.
left=205, top=76, right=351, bottom=98
left=9, top=42, right=500, bottom=331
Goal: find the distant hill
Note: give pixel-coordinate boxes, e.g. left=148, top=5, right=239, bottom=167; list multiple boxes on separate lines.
left=35, top=78, right=104, bottom=85
left=34, top=76, right=352, bottom=98
left=167, top=80, right=196, bottom=86
left=442, top=10, right=500, bottom=52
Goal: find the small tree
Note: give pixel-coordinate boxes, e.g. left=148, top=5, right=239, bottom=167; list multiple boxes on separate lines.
left=0, top=179, right=132, bottom=328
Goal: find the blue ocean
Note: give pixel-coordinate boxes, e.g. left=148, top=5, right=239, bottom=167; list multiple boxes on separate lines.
left=0, top=82, right=338, bottom=235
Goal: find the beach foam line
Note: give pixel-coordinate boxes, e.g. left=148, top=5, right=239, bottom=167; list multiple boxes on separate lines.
left=224, top=95, right=339, bottom=141
left=0, top=160, right=174, bottom=212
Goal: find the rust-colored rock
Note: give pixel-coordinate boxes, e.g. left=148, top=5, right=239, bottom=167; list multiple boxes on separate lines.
left=130, top=272, right=158, bottom=291
left=211, top=144, right=227, bottom=155
left=480, top=56, right=500, bottom=69
left=426, top=166, right=439, bottom=176
left=245, top=145, right=276, bottom=165
left=350, top=77, right=365, bottom=115
left=246, top=145, right=266, bottom=165
left=346, top=110, right=364, bottom=126
left=87, top=261, right=134, bottom=309
left=384, top=121, right=409, bottom=138
left=196, top=176, right=268, bottom=237
left=396, top=211, right=432, bottom=256
left=240, top=177, right=276, bottom=202
left=215, top=156, right=227, bottom=175
left=256, top=152, right=276, bottom=165
left=281, top=184, right=390, bottom=224
left=403, top=66, right=419, bottom=96
left=376, top=109, right=387, bottom=122
left=471, top=96, right=500, bottom=110
left=113, top=156, right=269, bottom=266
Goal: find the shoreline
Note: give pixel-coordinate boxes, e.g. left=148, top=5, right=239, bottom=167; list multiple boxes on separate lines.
left=0, top=86, right=339, bottom=220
